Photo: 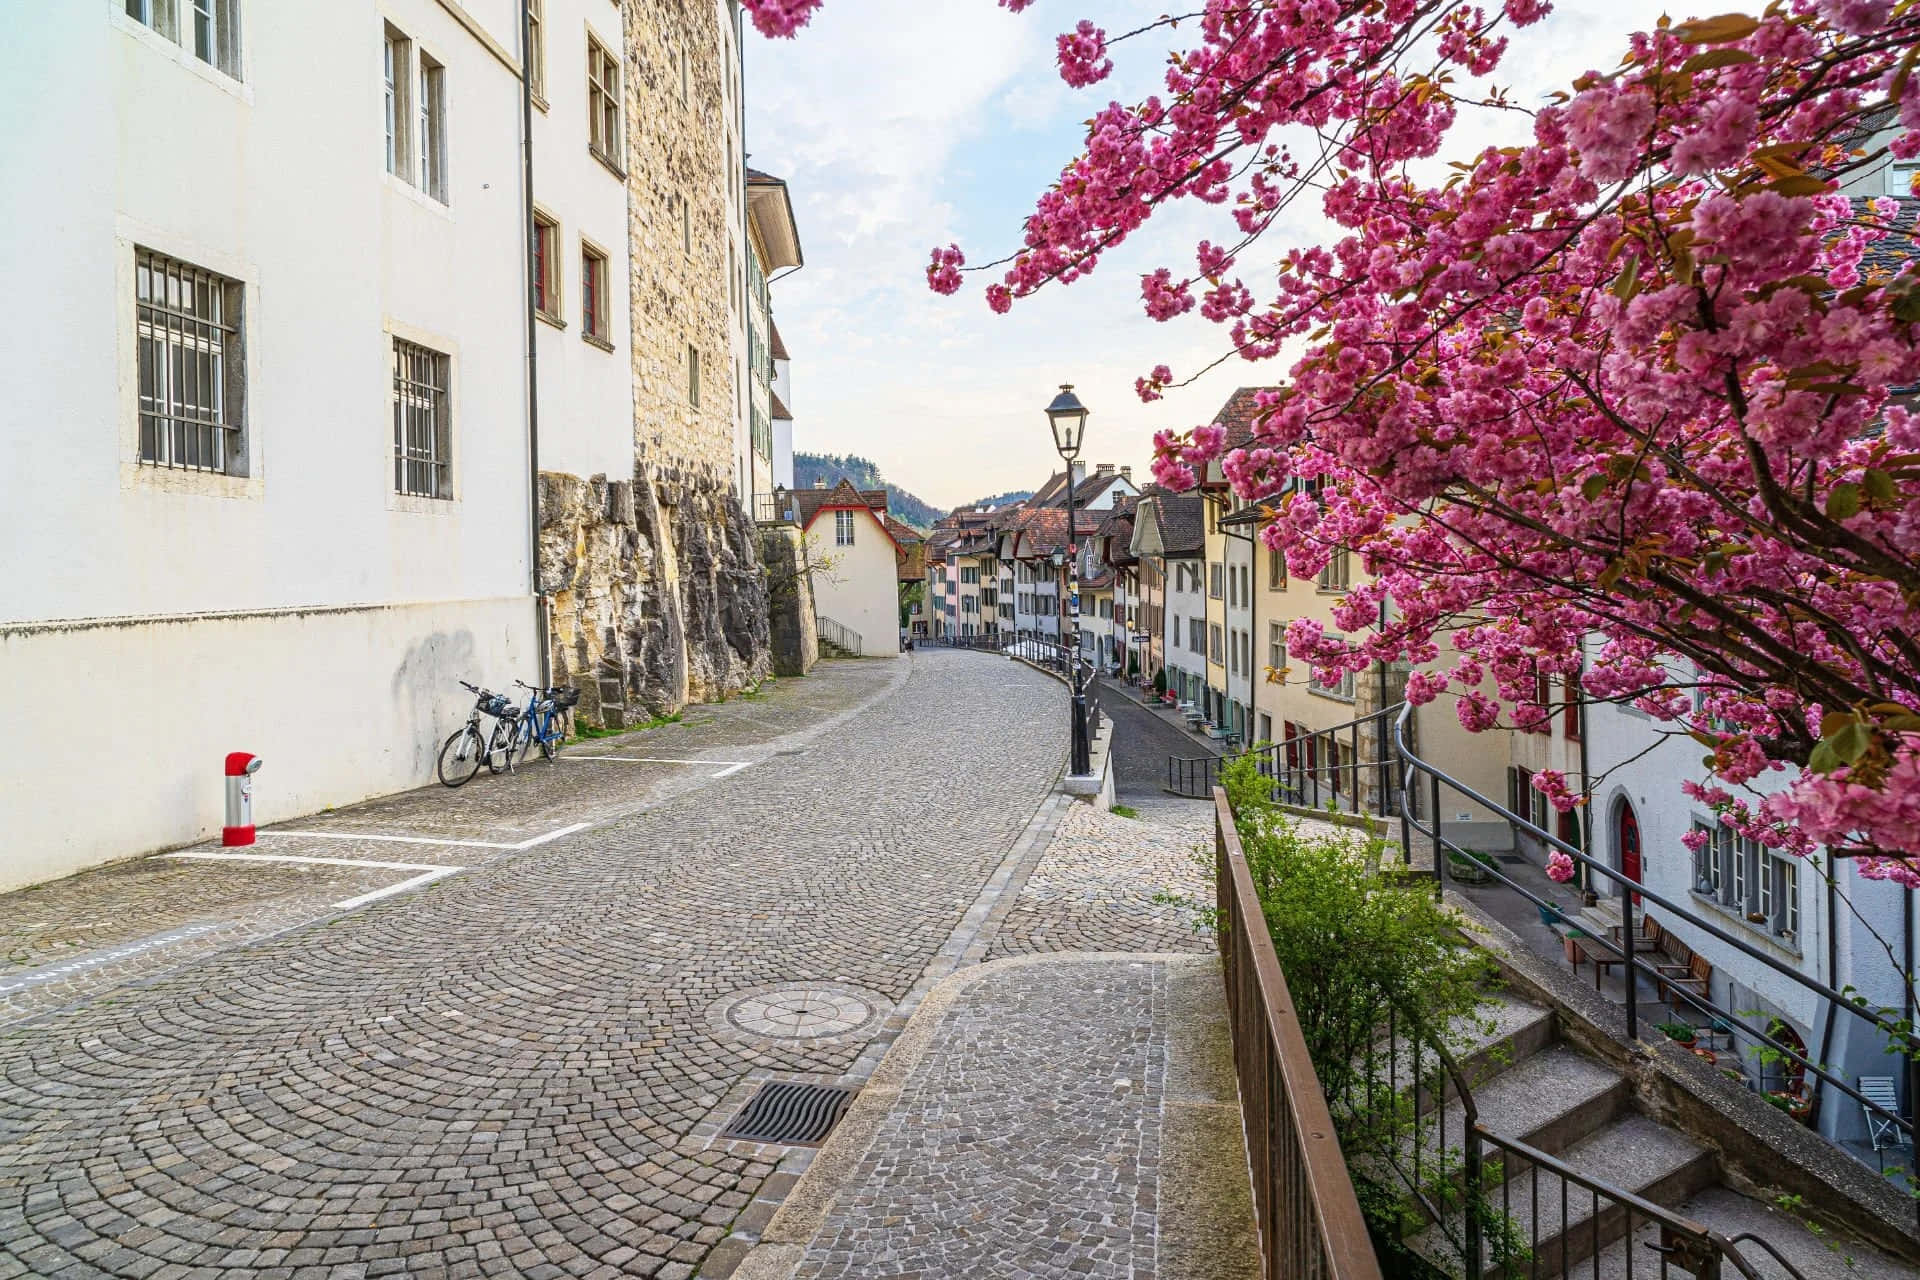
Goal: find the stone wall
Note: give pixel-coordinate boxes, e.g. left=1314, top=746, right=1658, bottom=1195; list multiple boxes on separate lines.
left=541, top=466, right=769, bottom=727
left=760, top=525, right=819, bottom=678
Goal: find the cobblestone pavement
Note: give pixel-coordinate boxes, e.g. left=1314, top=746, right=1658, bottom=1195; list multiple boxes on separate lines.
left=0, top=650, right=1069, bottom=1279
left=1097, top=681, right=1220, bottom=804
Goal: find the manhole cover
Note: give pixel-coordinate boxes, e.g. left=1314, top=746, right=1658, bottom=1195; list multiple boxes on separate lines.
left=720, top=1081, right=856, bottom=1145
left=709, top=982, right=886, bottom=1043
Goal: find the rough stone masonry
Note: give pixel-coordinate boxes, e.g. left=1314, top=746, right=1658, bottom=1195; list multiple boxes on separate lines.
left=542, top=0, right=772, bottom=725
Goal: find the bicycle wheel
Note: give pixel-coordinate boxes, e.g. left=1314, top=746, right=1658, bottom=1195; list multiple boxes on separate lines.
left=437, top=725, right=485, bottom=788
left=487, top=716, right=519, bottom=773
left=540, top=711, right=563, bottom=761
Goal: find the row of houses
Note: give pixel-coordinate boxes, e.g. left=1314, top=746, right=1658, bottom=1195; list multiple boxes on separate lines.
left=2, top=2, right=809, bottom=887
left=920, top=381, right=1912, bottom=1162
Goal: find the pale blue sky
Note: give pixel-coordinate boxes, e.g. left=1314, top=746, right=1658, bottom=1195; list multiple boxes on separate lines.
left=744, top=0, right=1668, bottom=511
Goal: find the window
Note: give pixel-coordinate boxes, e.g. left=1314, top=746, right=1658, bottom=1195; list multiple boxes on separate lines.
left=135, top=248, right=245, bottom=474
left=1310, top=636, right=1357, bottom=700
left=1691, top=821, right=1719, bottom=896
left=581, top=244, right=609, bottom=344
left=526, top=0, right=545, bottom=100
left=1210, top=623, right=1224, bottom=664
left=588, top=35, right=623, bottom=171
left=679, top=42, right=691, bottom=104
left=1189, top=618, right=1204, bottom=654
left=835, top=510, right=855, bottom=546
left=1210, top=563, right=1225, bottom=599
left=687, top=344, right=700, bottom=407
left=127, top=0, right=241, bottom=79
left=532, top=214, right=560, bottom=321
left=1318, top=547, right=1351, bottom=593
left=1269, top=549, right=1287, bottom=588
left=1564, top=671, right=1582, bottom=739
left=416, top=52, right=446, bottom=200
left=961, top=566, right=979, bottom=584
left=392, top=338, right=452, bottom=499
left=1269, top=622, right=1285, bottom=673
left=384, top=28, right=410, bottom=178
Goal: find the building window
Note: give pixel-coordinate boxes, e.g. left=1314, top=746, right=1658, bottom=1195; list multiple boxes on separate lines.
left=687, top=344, right=700, bottom=407
left=1269, top=621, right=1285, bottom=673
left=836, top=510, right=855, bottom=546
left=1210, top=563, right=1224, bottom=599
left=1210, top=623, right=1224, bottom=664
left=682, top=198, right=693, bottom=257
left=1564, top=671, right=1582, bottom=739
left=679, top=42, right=690, bottom=103
left=581, top=244, right=608, bottom=343
left=526, top=0, right=544, bottom=99
left=384, top=27, right=411, bottom=179
left=588, top=35, right=623, bottom=171
left=392, top=338, right=451, bottom=499
left=532, top=213, right=560, bottom=321
left=135, top=248, right=245, bottom=474
left=127, top=0, right=241, bottom=79
left=1269, top=549, right=1286, bottom=588
left=1318, top=546, right=1351, bottom=593
left=416, top=52, right=446, bottom=200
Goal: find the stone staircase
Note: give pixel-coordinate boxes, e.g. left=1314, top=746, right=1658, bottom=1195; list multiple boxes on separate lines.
left=1392, top=990, right=1912, bottom=1280
left=817, top=616, right=862, bottom=659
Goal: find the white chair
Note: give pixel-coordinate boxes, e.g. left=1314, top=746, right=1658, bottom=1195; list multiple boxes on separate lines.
left=1860, top=1076, right=1909, bottom=1158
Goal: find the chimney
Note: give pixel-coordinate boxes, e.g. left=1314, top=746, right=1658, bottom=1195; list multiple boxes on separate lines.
left=813, top=476, right=828, bottom=488
left=1119, top=466, right=1132, bottom=482
left=1069, top=461, right=1087, bottom=490
left=1096, top=463, right=1115, bottom=477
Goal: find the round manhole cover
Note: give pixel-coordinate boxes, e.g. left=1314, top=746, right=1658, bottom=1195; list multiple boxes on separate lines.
left=709, top=982, right=887, bottom=1043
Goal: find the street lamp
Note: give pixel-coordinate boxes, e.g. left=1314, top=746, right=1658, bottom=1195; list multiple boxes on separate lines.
left=1046, top=385, right=1092, bottom=777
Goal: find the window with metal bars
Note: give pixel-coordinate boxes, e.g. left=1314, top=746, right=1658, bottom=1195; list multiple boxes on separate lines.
left=392, top=339, right=452, bottom=499
left=588, top=36, right=623, bottom=172
left=136, top=248, right=246, bottom=474
left=125, top=0, right=241, bottom=79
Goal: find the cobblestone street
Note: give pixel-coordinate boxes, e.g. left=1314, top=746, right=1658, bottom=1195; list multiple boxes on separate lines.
left=0, top=649, right=1255, bottom=1279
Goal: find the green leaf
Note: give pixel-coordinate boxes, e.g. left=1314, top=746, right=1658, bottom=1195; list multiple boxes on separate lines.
left=1683, top=48, right=1757, bottom=72
left=1829, top=720, right=1873, bottom=766
left=1864, top=469, right=1896, bottom=503
left=1808, top=740, right=1840, bottom=774
left=1611, top=252, right=1640, bottom=301
left=1826, top=484, right=1862, bottom=520
left=1581, top=474, right=1609, bottom=500
left=1769, top=175, right=1834, bottom=198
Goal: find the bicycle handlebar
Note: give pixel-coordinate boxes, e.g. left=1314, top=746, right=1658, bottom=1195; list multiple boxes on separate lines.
left=460, top=680, right=482, bottom=694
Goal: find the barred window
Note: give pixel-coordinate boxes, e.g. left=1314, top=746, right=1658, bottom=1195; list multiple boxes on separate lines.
left=126, top=0, right=242, bottom=79
left=136, top=249, right=245, bottom=474
left=392, top=339, right=451, bottom=499
left=588, top=35, right=623, bottom=171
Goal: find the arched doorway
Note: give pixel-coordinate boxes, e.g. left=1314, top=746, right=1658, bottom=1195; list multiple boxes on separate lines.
left=1614, top=798, right=1643, bottom=905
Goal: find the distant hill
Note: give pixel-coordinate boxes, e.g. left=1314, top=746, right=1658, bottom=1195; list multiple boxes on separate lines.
left=792, top=452, right=941, bottom=531
left=968, top=489, right=1034, bottom=510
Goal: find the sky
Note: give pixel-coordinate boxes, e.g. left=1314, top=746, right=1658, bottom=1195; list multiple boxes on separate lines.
left=743, top=0, right=1671, bottom=512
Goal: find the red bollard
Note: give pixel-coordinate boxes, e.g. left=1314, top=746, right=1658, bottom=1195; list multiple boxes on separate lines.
left=223, top=752, right=263, bottom=846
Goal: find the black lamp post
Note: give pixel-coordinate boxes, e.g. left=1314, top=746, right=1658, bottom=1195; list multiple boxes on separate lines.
left=1046, top=384, right=1092, bottom=777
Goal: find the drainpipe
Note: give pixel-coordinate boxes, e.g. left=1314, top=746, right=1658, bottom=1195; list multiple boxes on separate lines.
left=1576, top=661, right=1592, bottom=892
left=519, top=0, right=550, bottom=688
left=1815, top=869, right=1839, bottom=1129
left=1378, top=598, right=1391, bottom=817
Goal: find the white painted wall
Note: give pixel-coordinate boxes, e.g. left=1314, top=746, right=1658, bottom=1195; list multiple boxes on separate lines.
left=0, top=2, right=537, bottom=883
left=1164, top=556, right=1207, bottom=702
left=529, top=0, right=636, bottom=482
left=809, top=508, right=900, bottom=657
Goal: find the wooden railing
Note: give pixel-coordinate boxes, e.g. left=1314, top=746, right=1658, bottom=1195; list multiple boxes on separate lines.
left=1214, top=787, right=1384, bottom=1280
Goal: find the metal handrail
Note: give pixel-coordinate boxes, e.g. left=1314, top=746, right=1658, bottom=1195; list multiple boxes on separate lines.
left=1391, top=704, right=1914, bottom=1150
left=817, top=616, right=862, bottom=657
left=1168, top=703, right=1404, bottom=812
left=1215, top=789, right=1385, bottom=1280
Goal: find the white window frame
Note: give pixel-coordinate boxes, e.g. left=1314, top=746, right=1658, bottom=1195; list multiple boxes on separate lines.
left=384, top=26, right=411, bottom=180
left=416, top=50, right=446, bottom=201
left=526, top=0, right=545, bottom=101
left=392, top=336, right=453, bottom=501
left=588, top=32, right=624, bottom=174
left=1318, top=546, right=1351, bottom=593
left=127, top=0, right=242, bottom=79
left=835, top=509, right=855, bottom=546
left=134, top=247, right=248, bottom=476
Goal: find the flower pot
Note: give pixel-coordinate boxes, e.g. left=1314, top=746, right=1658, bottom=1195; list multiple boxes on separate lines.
left=1688, top=1046, right=1718, bottom=1066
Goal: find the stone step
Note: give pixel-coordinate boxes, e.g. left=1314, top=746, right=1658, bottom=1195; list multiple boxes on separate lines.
left=1369, top=992, right=1558, bottom=1108
left=1584, top=1186, right=1918, bottom=1280
left=1408, top=1114, right=1716, bottom=1279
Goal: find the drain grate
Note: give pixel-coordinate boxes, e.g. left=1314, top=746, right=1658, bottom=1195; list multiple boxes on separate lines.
left=719, top=1081, right=856, bottom=1145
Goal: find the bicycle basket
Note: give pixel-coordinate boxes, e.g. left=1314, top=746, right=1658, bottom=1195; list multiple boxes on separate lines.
left=552, top=687, right=582, bottom=710
left=481, top=694, right=512, bottom=718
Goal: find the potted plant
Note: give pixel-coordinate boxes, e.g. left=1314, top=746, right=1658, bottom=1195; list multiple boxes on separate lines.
left=1688, top=1045, right=1719, bottom=1066
left=1447, top=850, right=1491, bottom=884
left=1765, top=1087, right=1814, bottom=1123
left=1655, top=1022, right=1697, bottom=1048
left=1563, top=927, right=1586, bottom=964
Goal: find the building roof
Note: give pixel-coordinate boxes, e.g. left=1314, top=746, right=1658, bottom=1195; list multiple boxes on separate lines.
left=1858, top=195, right=1919, bottom=279
left=769, top=318, right=791, bottom=361
left=793, top=478, right=886, bottom=527
left=770, top=390, right=793, bottom=422
left=1152, top=492, right=1206, bottom=556
left=746, top=167, right=804, bottom=272
left=1215, top=386, right=1283, bottom=451
left=884, top=515, right=923, bottom=545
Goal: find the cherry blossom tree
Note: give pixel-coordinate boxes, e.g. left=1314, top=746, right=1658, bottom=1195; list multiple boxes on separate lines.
left=742, top=0, right=1920, bottom=886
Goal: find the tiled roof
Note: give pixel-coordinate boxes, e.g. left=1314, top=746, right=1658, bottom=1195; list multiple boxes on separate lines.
left=1013, top=506, right=1071, bottom=556
left=792, top=479, right=887, bottom=529
left=769, top=319, right=790, bottom=362
left=1213, top=386, right=1284, bottom=451
left=884, top=515, right=923, bottom=544
left=1857, top=195, right=1918, bottom=280
left=1154, top=492, right=1206, bottom=555
left=770, top=390, right=793, bottom=421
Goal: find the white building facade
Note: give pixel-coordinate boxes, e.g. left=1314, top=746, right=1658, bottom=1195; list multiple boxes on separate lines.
left=0, top=2, right=542, bottom=888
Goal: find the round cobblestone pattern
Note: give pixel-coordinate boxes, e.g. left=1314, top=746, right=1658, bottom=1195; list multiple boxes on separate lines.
left=710, top=983, right=886, bottom=1044
left=0, top=651, right=1063, bottom=1279
left=988, top=801, right=1214, bottom=959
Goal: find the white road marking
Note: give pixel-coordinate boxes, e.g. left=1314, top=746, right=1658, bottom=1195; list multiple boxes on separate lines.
left=243, top=820, right=593, bottom=852
left=160, top=851, right=472, bottom=912
left=0, top=925, right=223, bottom=993
left=566, top=756, right=752, bottom=778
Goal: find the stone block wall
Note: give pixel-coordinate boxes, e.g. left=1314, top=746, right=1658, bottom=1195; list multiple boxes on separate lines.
left=760, top=525, right=819, bottom=678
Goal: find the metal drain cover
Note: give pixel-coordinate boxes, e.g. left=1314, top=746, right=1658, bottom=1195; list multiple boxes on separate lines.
left=720, top=1081, right=856, bottom=1145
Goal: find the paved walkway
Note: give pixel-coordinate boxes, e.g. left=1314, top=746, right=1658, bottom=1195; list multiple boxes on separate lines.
left=0, top=649, right=1258, bottom=1279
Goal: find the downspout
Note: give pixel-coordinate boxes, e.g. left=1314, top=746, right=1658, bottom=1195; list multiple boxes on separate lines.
left=1378, top=598, right=1391, bottom=816
left=1247, top=535, right=1258, bottom=740
left=1815, top=869, right=1839, bottom=1124
left=519, top=0, right=550, bottom=688
left=1576, top=661, right=1592, bottom=892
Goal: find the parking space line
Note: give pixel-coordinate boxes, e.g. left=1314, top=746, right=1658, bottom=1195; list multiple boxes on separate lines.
left=247, top=821, right=592, bottom=852
left=566, top=756, right=752, bottom=778
left=159, top=851, right=469, bottom=912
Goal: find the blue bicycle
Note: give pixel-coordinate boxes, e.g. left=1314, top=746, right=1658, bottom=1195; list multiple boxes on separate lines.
left=493, top=679, right=581, bottom=772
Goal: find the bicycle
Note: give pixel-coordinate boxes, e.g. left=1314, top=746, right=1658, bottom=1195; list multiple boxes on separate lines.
left=438, top=681, right=514, bottom=787
left=495, top=680, right=581, bottom=773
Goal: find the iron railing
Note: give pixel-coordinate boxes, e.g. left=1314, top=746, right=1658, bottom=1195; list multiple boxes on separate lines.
left=1391, top=704, right=1917, bottom=1184
left=1214, top=789, right=1385, bottom=1280
left=818, top=616, right=862, bottom=657
left=754, top=491, right=797, bottom=524
left=1169, top=703, right=1404, bottom=815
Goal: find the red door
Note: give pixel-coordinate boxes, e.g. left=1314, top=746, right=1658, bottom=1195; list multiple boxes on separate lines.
left=1618, top=803, right=1643, bottom=905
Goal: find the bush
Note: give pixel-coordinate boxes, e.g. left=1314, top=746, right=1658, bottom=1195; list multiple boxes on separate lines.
left=1153, top=668, right=1167, bottom=695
